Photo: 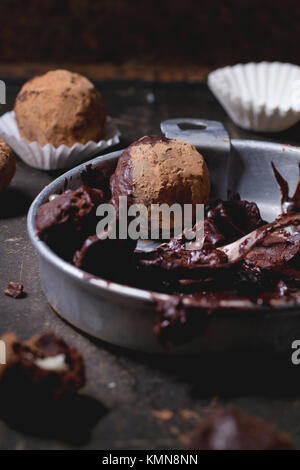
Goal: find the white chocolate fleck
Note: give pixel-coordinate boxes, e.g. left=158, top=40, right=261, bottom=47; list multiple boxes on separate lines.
left=35, top=354, right=68, bottom=373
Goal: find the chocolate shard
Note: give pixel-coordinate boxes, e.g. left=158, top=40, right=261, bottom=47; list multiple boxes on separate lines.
left=205, top=194, right=266, bottom=244
left=271, top=161, right=300, bottom=214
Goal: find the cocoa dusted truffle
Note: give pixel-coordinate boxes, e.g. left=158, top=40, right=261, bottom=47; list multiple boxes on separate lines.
left=0, top=331, right=85, bottom=398
left=110, top=136, right=210, bottom=228
left=0, top=139, right=16, bottom=192
left=187, top=407, right=294, bottom=450
left=14, top=69, right=107, bottom=147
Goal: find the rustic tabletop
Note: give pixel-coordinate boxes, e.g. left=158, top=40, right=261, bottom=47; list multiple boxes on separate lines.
left=1, top=79, right=300, bottom=450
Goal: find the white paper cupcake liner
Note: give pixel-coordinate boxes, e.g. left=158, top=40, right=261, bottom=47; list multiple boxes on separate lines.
left=0, top=111, right=120, bottom=170
left=208, top=62, right=300, bottom=132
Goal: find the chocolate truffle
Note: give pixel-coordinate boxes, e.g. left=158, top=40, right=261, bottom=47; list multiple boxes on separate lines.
left=110, top=136, right=210, bottom=228
left=14, top=69, right=107, bottom=147
left=0, top=331, right=85, bottom=398
left=0, top=139, right=16, bottom=192
left=187, top=407, right=294, bottom=450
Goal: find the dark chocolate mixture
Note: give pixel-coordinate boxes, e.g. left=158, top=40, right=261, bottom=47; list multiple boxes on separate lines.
left=35, top=158, right=300, bottom=347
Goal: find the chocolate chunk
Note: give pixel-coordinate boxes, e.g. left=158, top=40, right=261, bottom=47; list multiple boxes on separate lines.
left=272, top=161, right=300, bottom=214
left=36, top=185, right=104, bottom=237
left=35, top=185, right=104, bottom=260
left=205, top=194, right=266, bottom=244
left=4, top=282, right=24, bottom=298
left=187, top=407, right=294, bottom=450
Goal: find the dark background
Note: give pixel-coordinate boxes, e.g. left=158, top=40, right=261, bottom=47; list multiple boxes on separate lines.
left=1, top=0, right=299, bottom=79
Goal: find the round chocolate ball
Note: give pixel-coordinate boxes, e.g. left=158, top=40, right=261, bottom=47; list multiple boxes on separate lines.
left=110, top=136, right=210, bottom=229
left=14, top=69, right=107, bottom=147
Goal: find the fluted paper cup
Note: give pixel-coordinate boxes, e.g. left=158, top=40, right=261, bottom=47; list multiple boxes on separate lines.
left=208, top=62, right=300, bottom=132
left=0, top=111, right=120, bottom=170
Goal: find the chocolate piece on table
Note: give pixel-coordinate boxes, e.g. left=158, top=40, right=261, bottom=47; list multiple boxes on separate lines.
left=187, top=407, right=294, bottom=450
left=4, top=281, right=24, bottom=298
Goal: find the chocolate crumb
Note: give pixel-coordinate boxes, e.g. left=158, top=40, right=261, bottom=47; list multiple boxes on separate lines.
left=4, top=282, right=24, bottom=299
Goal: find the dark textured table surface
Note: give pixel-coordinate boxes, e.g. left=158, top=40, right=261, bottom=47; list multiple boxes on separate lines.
left=1, top=80, right=300, bottom=450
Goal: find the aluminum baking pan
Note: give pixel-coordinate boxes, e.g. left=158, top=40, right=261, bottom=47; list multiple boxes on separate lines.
left=27, top=119, right=300, bottom=354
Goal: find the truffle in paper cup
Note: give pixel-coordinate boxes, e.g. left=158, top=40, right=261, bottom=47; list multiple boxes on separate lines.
left=0, top=111, right=120, bottom=170
left=208, top=62, right=300, bottom=132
